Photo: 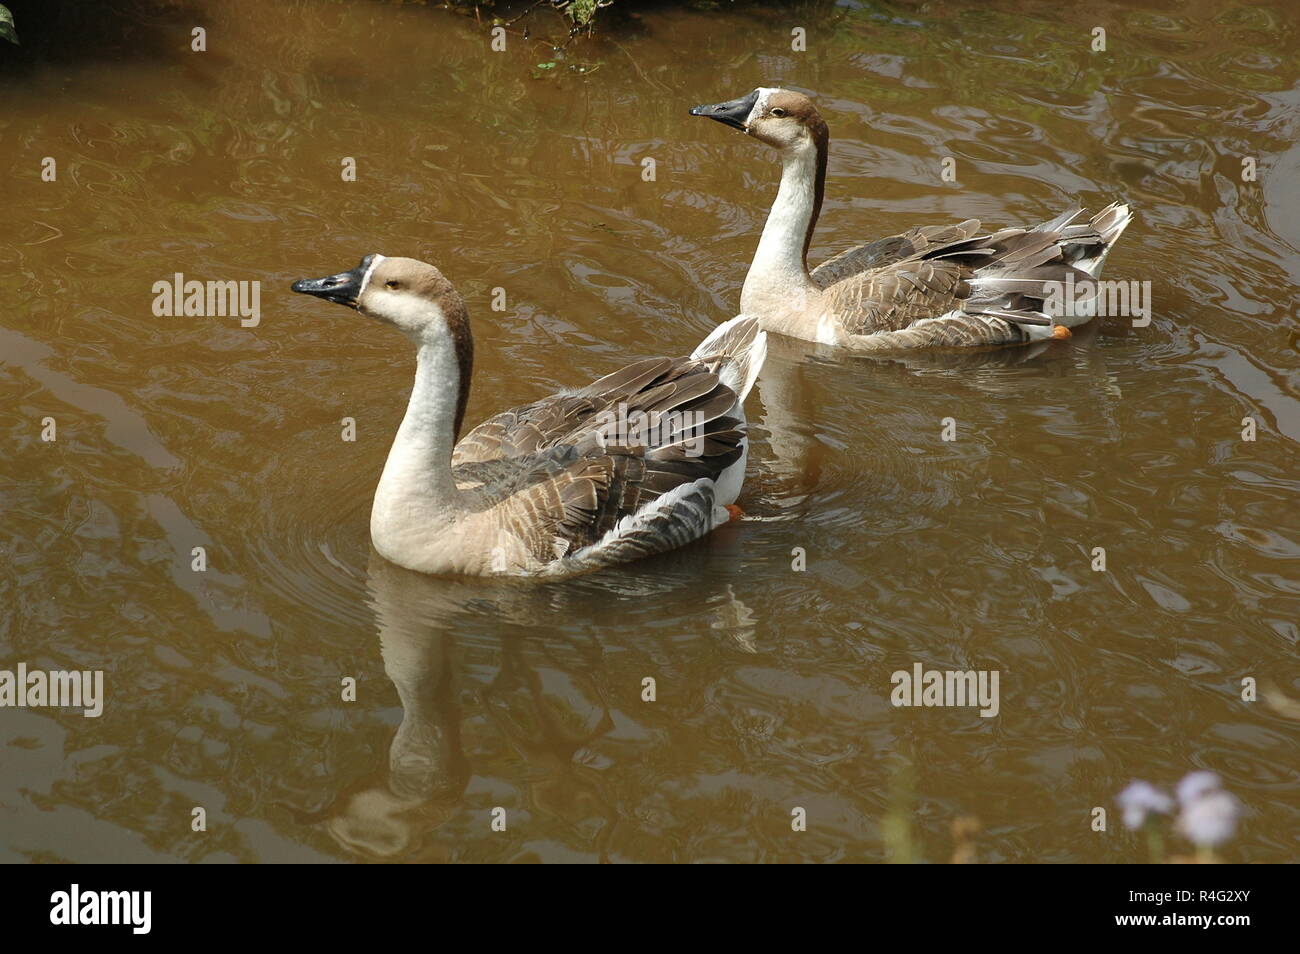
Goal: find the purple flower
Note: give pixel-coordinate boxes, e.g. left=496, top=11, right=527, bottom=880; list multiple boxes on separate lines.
left=1117, top=780, right=1175, bottom=830
left=1176, top=770, right=1222, bottom=807
left=1177, top=790, right=1241, bottom=847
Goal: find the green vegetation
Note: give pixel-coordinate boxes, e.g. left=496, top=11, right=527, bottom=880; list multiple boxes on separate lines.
left=448, top=0, right=614, bottom=40
left=0, top=4, right=19, bottom=45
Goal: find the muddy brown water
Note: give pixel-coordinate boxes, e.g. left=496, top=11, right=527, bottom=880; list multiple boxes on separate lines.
left=1, top=0, right=1296, bottom=862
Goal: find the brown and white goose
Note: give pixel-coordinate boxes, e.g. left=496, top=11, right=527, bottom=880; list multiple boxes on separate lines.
left=690, top=87, right=1134, bottom=351
left=291, top=255, right=767, bottom=579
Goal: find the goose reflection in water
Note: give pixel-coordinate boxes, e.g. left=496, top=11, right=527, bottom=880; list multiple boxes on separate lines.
left=324, top=545, right=759, bottom=859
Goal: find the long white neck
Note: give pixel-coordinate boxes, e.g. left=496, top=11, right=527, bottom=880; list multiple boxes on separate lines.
left=371, top=331, right=465, bottom=550
left=741, top=140, right=821, bottom=314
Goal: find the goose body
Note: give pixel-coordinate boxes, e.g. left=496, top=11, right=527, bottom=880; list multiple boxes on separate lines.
left=691, top=88, right=1134, bottom=351
left=292, top=255, right=767, bottom=579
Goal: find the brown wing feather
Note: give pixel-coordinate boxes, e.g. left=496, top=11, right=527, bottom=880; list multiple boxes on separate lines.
left=810, top=219, right=981, bottom=288
left=817, top=207, right=1130, bottom=348
left=823, top=257, right=975, bottom=336
left=449, top=353, right=750, bottom=565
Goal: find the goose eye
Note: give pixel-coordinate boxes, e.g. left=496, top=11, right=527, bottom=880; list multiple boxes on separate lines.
left=385, top=280, right=400, bottom=289
left=771, top=107, right=787, bottom=117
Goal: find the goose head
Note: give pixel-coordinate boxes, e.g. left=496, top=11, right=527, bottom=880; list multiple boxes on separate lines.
left=690, top=87, right=827, bottom=152
left=292, top=254, right=468, bottom=343
left=293, top=253, right=475, bottom=443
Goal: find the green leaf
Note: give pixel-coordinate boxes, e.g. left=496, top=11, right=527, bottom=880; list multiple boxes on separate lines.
left=567, top=0, right=600, bottom=27
left=0, top=5, right=18, bottom=46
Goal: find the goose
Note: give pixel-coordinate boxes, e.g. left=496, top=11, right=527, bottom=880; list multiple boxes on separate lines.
left=689, top=87, right=1134, bottom=351
left=290, top=255, right=767, bottom=579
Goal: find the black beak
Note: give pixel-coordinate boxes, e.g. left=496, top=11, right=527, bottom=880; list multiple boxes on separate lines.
left=689, top=90, right=760, bottom=132
left=290, top=254, right=374, bottom=308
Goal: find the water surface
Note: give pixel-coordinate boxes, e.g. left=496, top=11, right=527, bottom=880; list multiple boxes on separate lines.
left=1, top=0, right=1297, bottom=862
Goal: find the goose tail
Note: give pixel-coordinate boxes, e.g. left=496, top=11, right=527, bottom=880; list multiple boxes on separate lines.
left=691, top=315, right=768, bottom=402
left=957, top=201, right=1135, bottom=332
left=1070, top=202, right=1134, bottom=277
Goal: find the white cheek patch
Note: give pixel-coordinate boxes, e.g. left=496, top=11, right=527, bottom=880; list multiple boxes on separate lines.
left=747, top=87, right=779, bottom=125
left=358, top=253, right=386, bottom=296
left=383, top=293, right=447, bottom=336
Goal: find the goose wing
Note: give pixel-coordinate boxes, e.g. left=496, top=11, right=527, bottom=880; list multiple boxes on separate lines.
left=810, top=219, right=981, bottom=288
left=825, top=256, right=980, bottom=337
left=452, top=357, right=678, bottom=467
left=824, top=207, right=1131, bottom=350
left=451, top=321, right=766, bottom=568
left=499, top=420, right=742, bottom=568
